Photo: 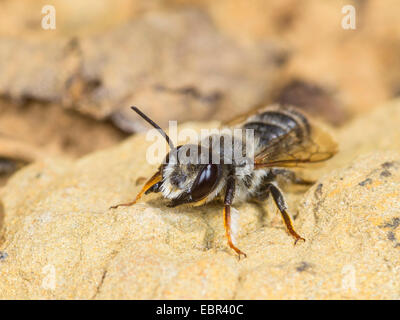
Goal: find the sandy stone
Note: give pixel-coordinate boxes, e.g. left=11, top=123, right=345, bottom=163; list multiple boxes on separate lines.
left=0, top=9, right=282, bottom=131
left=1, top=100, right=400, bottom=299
left=209, top=0, right=400, bottom=115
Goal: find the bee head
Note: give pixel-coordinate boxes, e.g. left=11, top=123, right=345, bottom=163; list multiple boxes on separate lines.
left=130, top=106, right=224, bottom=207
left=158, top=144, right=223, bottom=207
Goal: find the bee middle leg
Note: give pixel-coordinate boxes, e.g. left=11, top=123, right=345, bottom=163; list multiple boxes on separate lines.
left=223, top=174, right=247, bottom=259
left=266, top=183, right=305, bottom=244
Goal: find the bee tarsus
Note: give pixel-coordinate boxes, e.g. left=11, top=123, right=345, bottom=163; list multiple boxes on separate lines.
left=110, top=170, right=162, bottom=209
left=268, top=183, right=306, bottom=244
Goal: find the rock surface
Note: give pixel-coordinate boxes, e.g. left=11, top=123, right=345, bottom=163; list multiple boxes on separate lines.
left=1, top=100, right=400, bottom=299
left=3, top=0, right=400, bottom=187
left=0, top=9, right=282, bottom=131
left=0, top=7, right=282, bottom=185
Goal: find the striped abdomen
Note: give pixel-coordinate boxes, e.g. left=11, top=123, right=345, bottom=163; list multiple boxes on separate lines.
left=241, top=106, right=311, bottom=148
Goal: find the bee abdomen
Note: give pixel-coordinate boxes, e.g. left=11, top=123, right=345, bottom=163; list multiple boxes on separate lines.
left=243, top=122, right=286, bottom=146
left=242, top=107, right=310, bottom=146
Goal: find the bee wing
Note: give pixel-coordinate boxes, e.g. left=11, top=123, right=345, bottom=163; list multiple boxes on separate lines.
left=222, top=104, right=276, bottom=128
left=222, top=104, right=338, bottom=168
left=253, top=117, right=338, bottom=168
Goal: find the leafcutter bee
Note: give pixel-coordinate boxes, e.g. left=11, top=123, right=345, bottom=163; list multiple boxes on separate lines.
left=111, top=105, right=338, bottom=258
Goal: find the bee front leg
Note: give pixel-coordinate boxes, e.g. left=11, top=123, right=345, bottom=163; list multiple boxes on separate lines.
left=223, top=174, right=247, bottom=259
left=110, top=171, right=162, bottom=209
left=267, top=183, right=305, bottom=244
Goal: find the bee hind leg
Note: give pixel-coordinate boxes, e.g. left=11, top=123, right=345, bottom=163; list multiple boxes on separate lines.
left=267, top=183, right=305, bottom=244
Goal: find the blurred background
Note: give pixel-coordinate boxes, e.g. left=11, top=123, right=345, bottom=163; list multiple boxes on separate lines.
left=0, top=0, right=399, bottom=185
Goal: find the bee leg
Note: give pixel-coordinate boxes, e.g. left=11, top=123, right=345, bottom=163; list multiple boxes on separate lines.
left=267, top=183, right=305, bottom=244
left=271, top=169, right=315, bottom=186
left=223, top=205, right=247, bottom=259
left=110, top=171, right=162, bottom=209
left=223, top=175, right=247, bottom=259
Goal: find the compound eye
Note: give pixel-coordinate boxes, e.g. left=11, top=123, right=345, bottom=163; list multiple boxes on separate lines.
left=190, top=164, right=221, bottom=202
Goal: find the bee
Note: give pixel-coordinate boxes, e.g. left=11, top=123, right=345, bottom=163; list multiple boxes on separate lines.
left=111, top=105, right=337, bottom=258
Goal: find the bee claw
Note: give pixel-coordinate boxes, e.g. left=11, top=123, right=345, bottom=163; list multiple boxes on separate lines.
left=236, top=250, right=247, bottom=260
left=109, top=201, right=136, bottom=210
left=294, top=236, right=306, bottom=245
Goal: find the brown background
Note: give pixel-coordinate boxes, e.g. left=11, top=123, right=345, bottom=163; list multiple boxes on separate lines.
left=1, top=0, right=399, bottom=182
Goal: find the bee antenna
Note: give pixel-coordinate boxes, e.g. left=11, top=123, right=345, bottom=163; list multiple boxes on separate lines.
left=130, top=106, right=175, bottom=150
